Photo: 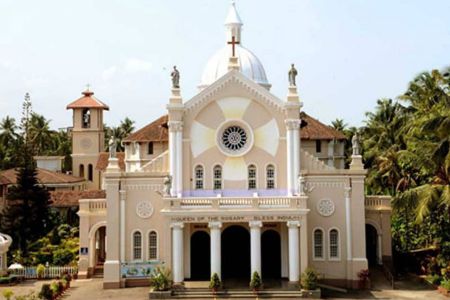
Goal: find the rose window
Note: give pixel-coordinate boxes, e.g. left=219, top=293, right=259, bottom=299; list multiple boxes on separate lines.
left=222, top=126, right=247, bottom=151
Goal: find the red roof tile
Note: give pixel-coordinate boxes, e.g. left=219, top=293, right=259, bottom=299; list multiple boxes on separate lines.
left=300, top=112, right=346, bottom=140
left=0, top=168, right=85, bottom=185
left=96, top=152, right=126, bottom=172
left=123, top=115, right=168, bottom=142
left=66, top=90, right=109, bottom=110
left=50, top=190, right=106, bottom=207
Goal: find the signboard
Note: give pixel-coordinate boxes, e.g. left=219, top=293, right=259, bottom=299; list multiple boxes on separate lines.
left=80, top=247, right=88, bottom=255
left=170, top=215, right=303, bottom=223
left=121, top=261, right=161, bottom=278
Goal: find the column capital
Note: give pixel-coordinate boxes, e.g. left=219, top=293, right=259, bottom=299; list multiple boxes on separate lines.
left=170, top=222, right=184, bottom=229
left=285, top=119, right=301, bottom=130
left=208, top=221, right=222, bottom=229
left=287, top=220, right=301, bottom=228
left=249, top=220, right=263, bottom=228
left=168, top=121, right=183, bottom=132
left=344, top=186, right=352, bottom=198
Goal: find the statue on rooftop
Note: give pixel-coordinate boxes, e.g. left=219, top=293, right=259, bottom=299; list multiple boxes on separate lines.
left=171, top=66, right=180, bottom=88
left=163, top=175, right=172, bottom=196
left=352, top=132, right=361, bottom=156
left=288, top=63, right=298, bottom=86
left=108, top=137, right=117, bottom=158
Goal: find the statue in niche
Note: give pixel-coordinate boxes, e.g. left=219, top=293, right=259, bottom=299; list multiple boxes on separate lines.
left=288, top=63, right=298, bottom=86
left=82, top=109, right=91, bottom=128
left=163, top=175, right=172, bottom=196
left=352, top=132, right=361, bottom=156
left=171, top=66, right=180, bottom=88
left=108, top=137, right=117, bottom=158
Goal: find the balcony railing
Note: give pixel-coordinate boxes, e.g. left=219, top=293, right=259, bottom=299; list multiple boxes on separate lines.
left=167, top=195, right=306, bottom=210
left=365, top=195, right=391, bottom=211
left=79, top=198, right=107, bottom=215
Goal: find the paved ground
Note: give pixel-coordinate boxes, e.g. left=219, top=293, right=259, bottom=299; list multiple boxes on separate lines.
left=0, top=275, right=448, bottom=300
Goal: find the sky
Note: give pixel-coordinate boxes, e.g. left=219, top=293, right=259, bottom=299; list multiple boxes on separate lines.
left=0, top=0, right=449, bottom=130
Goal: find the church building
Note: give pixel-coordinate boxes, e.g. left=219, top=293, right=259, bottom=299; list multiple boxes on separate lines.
left=74, top=2, right=392, bottom=289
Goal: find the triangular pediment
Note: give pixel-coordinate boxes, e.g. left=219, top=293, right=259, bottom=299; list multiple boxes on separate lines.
left=184, top=70, right=286, bottom=116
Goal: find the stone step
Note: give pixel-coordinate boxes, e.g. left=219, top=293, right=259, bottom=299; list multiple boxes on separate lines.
left=172, top=290, right=305, bottom=299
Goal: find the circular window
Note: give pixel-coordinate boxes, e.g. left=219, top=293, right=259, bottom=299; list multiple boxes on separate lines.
left=222, top=126, right=247, bottom=151
left=216, top=120, right=254, bottom=157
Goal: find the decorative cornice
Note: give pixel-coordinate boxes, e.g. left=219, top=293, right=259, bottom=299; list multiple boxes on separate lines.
left=185, top=71, right=285, bottom=116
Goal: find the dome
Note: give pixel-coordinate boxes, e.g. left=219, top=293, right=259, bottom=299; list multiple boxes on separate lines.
left=199, top=45, right=271, bottom=90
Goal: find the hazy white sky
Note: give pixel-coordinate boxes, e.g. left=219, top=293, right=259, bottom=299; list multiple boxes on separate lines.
left=0, top=0, right=449, bottom=130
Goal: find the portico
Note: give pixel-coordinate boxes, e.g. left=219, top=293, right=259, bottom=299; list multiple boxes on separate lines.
left=162, top=194, right=309, bottom=283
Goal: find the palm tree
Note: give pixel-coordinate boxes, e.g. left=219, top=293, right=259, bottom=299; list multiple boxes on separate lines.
left=29, top=113, right=56, bottom=155
left=0, top=116, right=18, bottom=147
left=120, top=117, right=135, bottom=138
left=331, top=119, right=347, bottom=132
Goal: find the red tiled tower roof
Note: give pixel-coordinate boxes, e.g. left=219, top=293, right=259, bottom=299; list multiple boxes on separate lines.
left=66, top=89, right=109, bottom=110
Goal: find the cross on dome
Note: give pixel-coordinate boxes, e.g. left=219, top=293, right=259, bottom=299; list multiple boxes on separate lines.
left=227, top=36, right=240, bottom=57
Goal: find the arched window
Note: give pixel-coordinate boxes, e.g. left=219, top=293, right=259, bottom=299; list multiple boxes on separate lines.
left=195, top=165, right=204, bottom=190
left=266, top=164, right=275, bottom=189
left=148, top=231, right=158, bottom=260
left=329, top=229, right=339, bottom=259
left=79, top=164, right=85, bottom=178
left=133, top=231, right=142, bottom=260
left=82, top=108, right=91, bottom=128
left=248, top=164, right=257, bottom=189
left=213, top=165, right=222, bottom=190
left=313, top=229, right=324, bottom=259
left=88, top=164, right=93, bottom=181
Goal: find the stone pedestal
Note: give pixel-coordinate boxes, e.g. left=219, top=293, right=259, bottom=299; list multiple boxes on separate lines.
left=350, top=155, right=364, bottom=170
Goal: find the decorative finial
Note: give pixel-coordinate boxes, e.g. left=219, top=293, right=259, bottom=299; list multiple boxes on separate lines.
left=82, top=84, right=94, bottom=96
left=86, top=83, right=90, bottom=91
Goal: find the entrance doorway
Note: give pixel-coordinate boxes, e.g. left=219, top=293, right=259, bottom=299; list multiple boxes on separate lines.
left=95, top=226, right=106, bottom=265
left=190, top=231, right=210, bottom=280
left=261, top=229, right=281, bottom=279
left=221, top=225, right=250, bottom=279
left=365, top=224, right=378, bottom=266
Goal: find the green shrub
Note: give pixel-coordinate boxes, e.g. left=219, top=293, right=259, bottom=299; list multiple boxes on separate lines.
left=209, top=273, right=221, bottom=290
left=50, top=281, right=59, bottom=296
left=300, top=267, right=318, bottom=290
left=2, top=289, right=14, bottom=300
left=441, top=279, right=450, bottom=291
left=249, top=271, right=262, bottom=290
left=425, top=274, right=442, bottom=285
left=0, top=276, right=12, bottom=284
left=57, top=224, right=71, bottom=239
left=52, top=248, right=74, bottom=266
left=149, top=266, right=172, bottom=291
left=39, top=284, right=53, bottom=300
left=36, top=264, right=46, bottom=279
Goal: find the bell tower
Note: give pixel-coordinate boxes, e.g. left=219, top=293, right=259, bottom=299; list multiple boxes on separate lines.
left=67, top=88, right=109, bottom=190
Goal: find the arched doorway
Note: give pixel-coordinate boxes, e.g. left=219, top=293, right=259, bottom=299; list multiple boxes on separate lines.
left=261, top=229, right=281, bottom=279
left=222, top=225, right=250, bottom=279
left=95, top=226, right=106, bottom=265
left=190, top=231, right=210, bottom=280
left=365, top=224, right=378, bottom=266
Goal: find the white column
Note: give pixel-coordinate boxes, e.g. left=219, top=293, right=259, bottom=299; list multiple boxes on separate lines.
left=172, top=222, right=184, bottom=283
left=345, top=187, right=352, bottom=260
left=285, top=119, right=301, bottom=196
left=168, top=124, right=176, bottom=196
left=249, top=221, right=262, bottom=277
left=119, top=190, right=126, bottom=263
left=209, top=222, right=222, bottom=279
left=293, top=125, right=300, bottom=194
left=175, top=126, right=183, bottom=196
left=287, top=221, right=300, bottom=282
left=300, top=217, right=308, bottom=274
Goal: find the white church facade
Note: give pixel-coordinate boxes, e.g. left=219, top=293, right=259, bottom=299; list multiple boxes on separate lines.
left=73, top=2, right=392, bottom=289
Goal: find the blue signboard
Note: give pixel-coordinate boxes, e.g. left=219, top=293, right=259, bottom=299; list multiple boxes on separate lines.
left=120, top=261, right=161, bottom=278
